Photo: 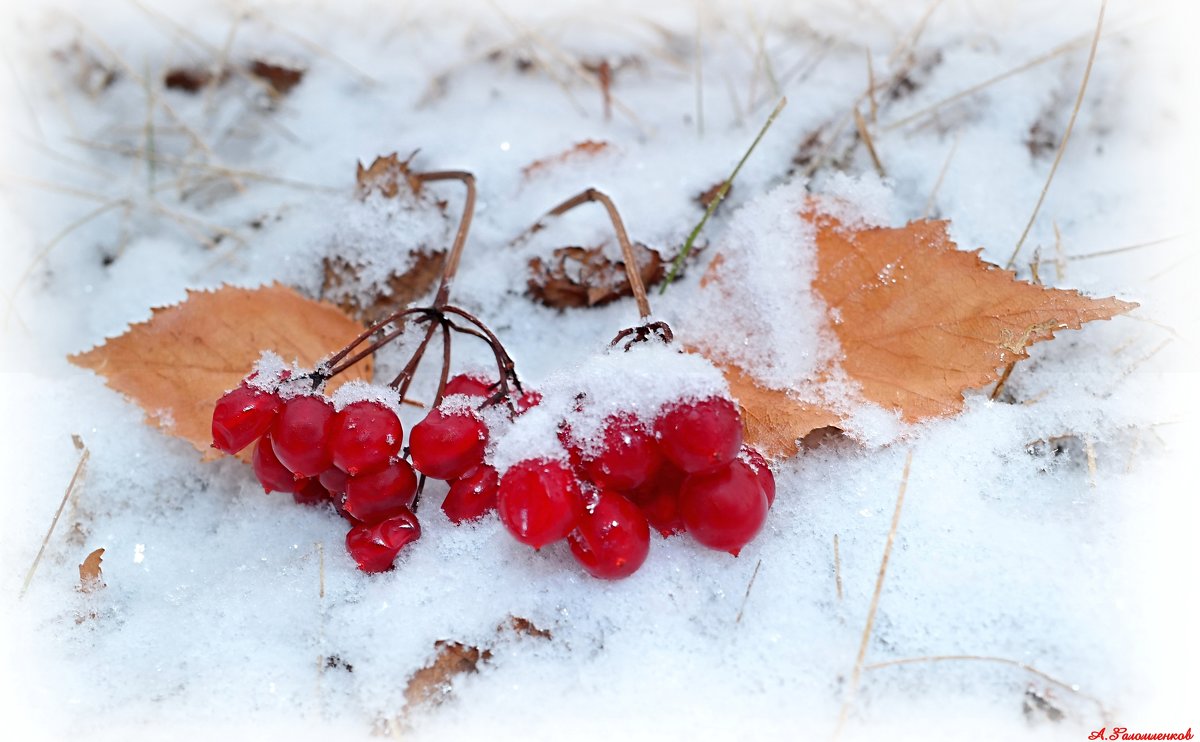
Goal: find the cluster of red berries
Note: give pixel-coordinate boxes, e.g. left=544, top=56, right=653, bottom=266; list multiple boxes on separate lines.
left=407, top=373, right=540, bottom=524
left=211, top=369, right=421, bottom=572
left=495, top=394, right=775, bottom=580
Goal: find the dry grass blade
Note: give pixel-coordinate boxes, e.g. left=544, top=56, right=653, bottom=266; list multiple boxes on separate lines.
left=1005, top=0, right=1107, bottom=270
left=1063, top=233, right=1187, bottom=262
left=660, top=96, right=787, bottom=292
left=734, top=559, right=762, bottom=624
left=853, top=107, right=886, bottom=176
left=833, top=450, right=913, bottom=739
left=884, top=11, right=1141, bottom=133
left=833, top=533, right=843, bottom=601
left=22, top=440, right=90, bottom=598
left=922, top=131, right=960, bottom=218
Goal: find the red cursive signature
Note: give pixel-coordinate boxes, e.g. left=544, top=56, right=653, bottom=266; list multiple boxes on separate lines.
left=1089, top=728, right=1194, bottom=741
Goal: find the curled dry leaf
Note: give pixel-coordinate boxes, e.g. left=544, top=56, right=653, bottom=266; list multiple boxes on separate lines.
left=703, top=209, right=1135, bottom=458
left=355, top=152, right=425, bottom=200
left=68, top=284, right=372, bottom=462
left=527, top=242, right=664, bottom=309
left=521, top=140, right=612, bottom=181
left=78, top=548, right=105, bottom=593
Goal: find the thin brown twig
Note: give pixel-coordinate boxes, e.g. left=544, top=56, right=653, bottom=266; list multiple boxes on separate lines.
left=834, top=450, right=913, bottom=739
left=1004, top=0, right=1107, bottom=270
left=990, top=362, right=1017, bottom=401
left=21, top=441, right=90, bottom=598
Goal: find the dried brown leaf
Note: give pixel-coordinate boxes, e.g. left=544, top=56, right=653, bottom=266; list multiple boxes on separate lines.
left=322, top=250, right=446, bottom=322
left=697, top=181, right=732, bottom=210
left=355, top=152, right=424, bottom=200
left=705, top=209, right=1136, bottom=457
left=400, top=616, right=550, bottom=720
left=527, top=242, right=663, bottom=309
left=404, top=641, right=492, bottom=710
left=248, top=59, right=305, bottom=95
left=521, top=140, right=611, bottom=180
left=69, top=284, right=372, bottom=462
left=164, top=67, right=219, bottom=93
left=78, top=548, right=105, bottom=593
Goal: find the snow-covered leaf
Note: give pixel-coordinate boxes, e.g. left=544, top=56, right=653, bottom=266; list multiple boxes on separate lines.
left=707, top=210, right=1136, bottom=457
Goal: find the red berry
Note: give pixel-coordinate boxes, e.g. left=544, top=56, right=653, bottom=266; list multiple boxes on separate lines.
left=740, top=445, right=775, bottom=508
left=443, top=464, right=500, bottom=523
left=568, top=491, right=651, bottom=580
left=329, top=401, right=403, bottom=476
left=497, top=459, right=583, bottom=549
left=513, top=389, right=542, bottom=415
left=444, top=373, right=494, bottom=398
left=582, top=414, right=662, bottom=492
left=271, top=395, right=336, bottom=477
left=252, top=435, right=303, bottom=494
left=557, top=424, right=584, bottom=471
left=212, top=382, right=282, bottom=454
left=630, top=463, right=687, bottom=537
left=319, top=467, right=350, bottom=495
left=679, top=459, right=767, bottom=556
left=655, top=397, right=743, bottom=474
left=345, top=508, right=421, bottom=573
left=343, top=460, right=418, bottom=523
left=292, top=478, right=330, bottom=507
left=409, top=408, right=488, bottom=480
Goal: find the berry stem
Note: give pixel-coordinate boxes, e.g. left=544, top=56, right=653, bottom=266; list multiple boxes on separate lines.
left=527, top=188, right=653, bottom=319
left=413, top=170, right=476, bottom=306
left=323, top=170, right=475, bottom=374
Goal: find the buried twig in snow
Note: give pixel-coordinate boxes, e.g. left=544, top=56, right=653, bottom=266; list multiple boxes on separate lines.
left=833, top=449, right=913, bottom=740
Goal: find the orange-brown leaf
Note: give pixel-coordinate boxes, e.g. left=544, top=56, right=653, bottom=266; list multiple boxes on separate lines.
left=69, top=284, right=372, bottom=461
left=721, top=364, right=842, bottom=458
left=78, top=548, right=105, bottom=593
left=812, top=213, right=1134, bottom=419
left=521, top=140, right=611, bottom=180
left=707, top=210, right=1135, bottom=457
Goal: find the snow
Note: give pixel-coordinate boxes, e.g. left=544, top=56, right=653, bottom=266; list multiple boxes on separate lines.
left=1, top=0, right=1197, bottom=740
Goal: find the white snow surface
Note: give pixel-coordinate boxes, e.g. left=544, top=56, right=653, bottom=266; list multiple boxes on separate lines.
left=1, top=0, right=1197, bottom=741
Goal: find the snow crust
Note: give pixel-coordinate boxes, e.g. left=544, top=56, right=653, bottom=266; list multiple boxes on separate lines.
left=1, top=0, right=1196, bottom=740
